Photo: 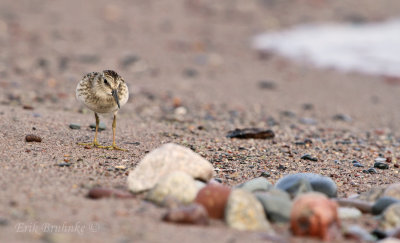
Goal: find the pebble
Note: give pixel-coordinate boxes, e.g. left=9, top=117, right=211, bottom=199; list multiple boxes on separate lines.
left=120, top=54, right=140, bottom=68
left=372, top=197, right=400, bottom=215
left=301, top=154, right=318, bottom=162
left=25, top=134, right=42, bottom=142
left=332, top=114, right=352, bottom=122
left=225, top=189, right=272, bottom=231
left=275, top=173, right=337, bottom=198
left=334, top=198, right=373, bottom=214
left=90, top=122, right=106, bottom=131
left=255, top=190, right=292, bottom=223
left=258, top=80, right=276, bottom=90
left=344, top=225, right=376, bottom=242
left=146, top=171, right=199, bottom=205
left=235, top=177, right=272, bottom=193
left=384, top=184, right=400, bottom=200
left=87, top=187, right=134, bottom=199
left=127, top=143, right=214, bottom=192
left=290, top=192, right=340, bottom=241
left=353, top=162, right=364, bottom=167
left=299, top=117, right=317, bottom=125
left=380, top=203, right=400, bottom=230
left=338, top=207, right=362, bottom=219
left=195, top=183, right=231, bottom=219
left=57, top=162, right=71, bottom=167
left=69, top=123, right=81, bottom=130
left=162, top=203, right=209, bottom=225
left=226, top=128, right=275, bottom=139
left=375, top=162, right=389, bottom=169
left=363, top=168, right=377, bottom=174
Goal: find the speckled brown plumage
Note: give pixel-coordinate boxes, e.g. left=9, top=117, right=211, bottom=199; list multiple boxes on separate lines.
left=76, top=70, right=129, bottom=151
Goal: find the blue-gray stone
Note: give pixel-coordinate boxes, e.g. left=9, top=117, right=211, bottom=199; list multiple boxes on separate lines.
left=69, top=123, right=81, bottom=129
left=255, top=190, right=292, bottom=223
left=372, top=197, right=400, bottom=215
left=275, top=173, right=337, bottom=198
left=236, top=177, right=273, bottom=193
left=90, top=122, right=106, bottom=131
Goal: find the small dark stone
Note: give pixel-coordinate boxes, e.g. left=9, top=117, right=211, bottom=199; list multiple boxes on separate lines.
left=333, top=114, right=352, bottom=122
left=88, top=187, right=134, bottom=199
left=58, top=162, right=71, bottom=167
left=372, top=197, right=400, bottom=215
left=0, top=217, right=9, bottom=226
left=353, top=163, right=364, bottom=167
left=69, top=123, right=81, bottom=130
left=366, top=168, right=377, bottom=174
left=226, top=128, right=274, bottom=139
left=25, top=134, right=42, bottom=142
left=301, top=154, right=318, bottom=162
left=125, top=142, right=140, bottom=145
left=258, top=80, right=276, bottom=90
left=120, top=54, right=140, bottom=68
left=374, top=162, right=389, bottom=170
left=183, top=68, right=198, bottom=77
left=78, top=54, right=100, bottom=63
left=280, top=110, right=296, bottom=118
left=90, top=122, right=106, bottom=131
left=277, top=164, right=287, bottom=170
left=302, top=103, right=314, bottom=110
left=22, top=105, right=34, bottom=110
left=260, top=171, right=271, bottom=178
left=371, top=229, right=388, bottom=240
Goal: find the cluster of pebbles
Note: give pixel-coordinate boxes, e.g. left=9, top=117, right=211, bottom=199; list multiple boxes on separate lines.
left=88, top=143, right=400, bottom=242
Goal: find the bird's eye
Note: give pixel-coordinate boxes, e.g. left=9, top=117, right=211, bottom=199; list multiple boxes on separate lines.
left=103, top=79, right=108, bottom=85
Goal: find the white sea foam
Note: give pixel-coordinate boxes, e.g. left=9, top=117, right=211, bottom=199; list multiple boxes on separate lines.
left=252, top=19, right=400, bottom=77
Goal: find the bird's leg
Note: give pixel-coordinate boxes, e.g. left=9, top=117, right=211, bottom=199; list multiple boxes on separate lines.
left=110, top=114, right=127, bottom=151
left=78, top=113, right=102, bottom=147
left=97, top=114, right=127, bottom=151
left=93, top=113, right=101, bottom=146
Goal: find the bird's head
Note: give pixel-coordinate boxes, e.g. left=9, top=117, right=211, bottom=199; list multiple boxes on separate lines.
left=98, top=70, right=125, bottom=108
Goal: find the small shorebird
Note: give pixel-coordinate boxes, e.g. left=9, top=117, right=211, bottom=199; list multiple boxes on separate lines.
left=76, top=70, right=129, bottom=150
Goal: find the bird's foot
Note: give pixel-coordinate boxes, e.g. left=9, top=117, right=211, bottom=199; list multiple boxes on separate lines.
left=98, top=144, right=128, bottom=151
left=77, top=141, right=102, bottom=148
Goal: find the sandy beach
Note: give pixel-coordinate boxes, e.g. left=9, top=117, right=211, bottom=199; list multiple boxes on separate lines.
left=1, top=0, right=400, bottom=242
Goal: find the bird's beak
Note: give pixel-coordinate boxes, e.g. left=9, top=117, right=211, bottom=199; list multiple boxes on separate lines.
left=112, top=89, right=120, bottom=109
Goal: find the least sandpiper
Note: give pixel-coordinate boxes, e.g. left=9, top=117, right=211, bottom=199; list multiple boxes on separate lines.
left=76, top=70, right=129, bottom=150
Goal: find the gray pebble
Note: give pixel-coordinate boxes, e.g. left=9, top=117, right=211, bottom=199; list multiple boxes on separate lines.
left=275, top=173, right=337, bottom=198
left=374, top=162, right=389, bottom=170
left=90, top=122, right=106, bottom=131
left=236, top=177, right=273, bottom=193
left=255, top=190, right=292, bottom=223
left=69, top=123, right=81, bottom=130
left=372, top=197, right=400, bottom=215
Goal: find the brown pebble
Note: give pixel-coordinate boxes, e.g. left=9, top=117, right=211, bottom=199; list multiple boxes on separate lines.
left=162, top=203, right=209, bottom=225
left=22, top=105, right=34, bottom=110
left=195, top=183, right=231, bottom=219
left=25, top=134, right=42, bottom=142
left=226, top=128, right=275, bottom=139
left=87, top=187, right=134, bottom=199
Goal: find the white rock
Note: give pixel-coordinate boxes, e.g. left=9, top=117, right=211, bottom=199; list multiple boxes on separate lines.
left=338, top=207, right=362, bottom=220
left=146, top=171, right=198, bottom=205
left=127, top=143, right=214, bottom=193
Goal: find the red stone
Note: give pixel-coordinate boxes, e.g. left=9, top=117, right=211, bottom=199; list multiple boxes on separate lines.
left=291, top=193, right=340, bottom=241
left=194, top=183, right=231, bottom=219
